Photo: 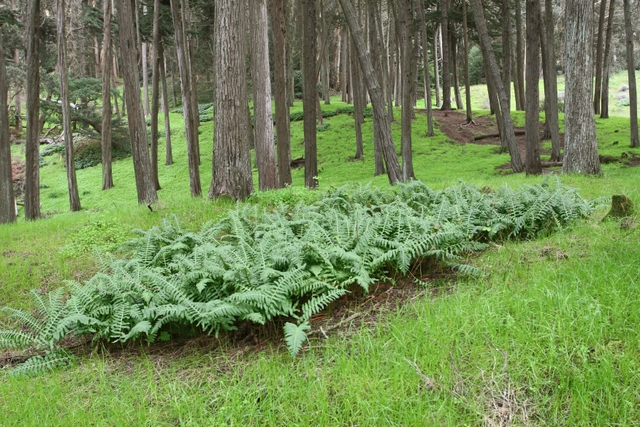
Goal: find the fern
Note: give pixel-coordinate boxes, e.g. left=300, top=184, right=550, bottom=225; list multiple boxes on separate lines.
left=284, top=321, right=311, bottom=358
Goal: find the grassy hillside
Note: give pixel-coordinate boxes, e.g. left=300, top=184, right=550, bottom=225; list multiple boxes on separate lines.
left=1, top=74, right=640, bottom=425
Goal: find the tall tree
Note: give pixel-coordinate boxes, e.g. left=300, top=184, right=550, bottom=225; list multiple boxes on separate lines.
left=24, top=0, right=41, bottom=220
left=514, top=0, right=525, bottom=111
left=150, top=0, right=162, bottom=190
left=57, top=0, right=81, bottom=211
left=170, top=0, right=201, bottom=197
left=563, top=0, right=601, bottom=174
left=470, top=0, right=524, bottom=172
left=501, top=0, right=511, bottom=112
left=160, top=48, right=173, bottom=165
left=0, top=31, right=16, bottom=224
left=250, top=0, right=278, bottom=190
left=541, top=0, right=561, bottom=161
left=339, top=0, right=403, bottom=184
left=115, top=0, right=159, bottom=204
left=600, top=0, right=616, bottom=118
left=525, top=0, right=542, bottom=175
left=209, top=0, right=253, bottom=200
left=270, top=0, right=293, bottom=186
left=351, top=37, right=365, bottom=160
left=417, top=0, right=435, bottom=135
left=461, top=0, right=472, bottom=124
left=101, top=0, right=113, bottom=190
left=593, top=0, right=608, bottom=115
left=302, top=0, right=318, bottom=188
left=623, top=0, right=639, bottom=147
left=440, top=0, right=451, bottom=110
left=398, top=0, right=414, bottom=180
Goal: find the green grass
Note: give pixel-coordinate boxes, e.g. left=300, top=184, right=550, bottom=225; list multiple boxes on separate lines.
left=2, top=72, right=640, bottom=425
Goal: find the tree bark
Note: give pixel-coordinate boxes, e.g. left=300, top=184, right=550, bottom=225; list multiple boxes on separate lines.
left=623, top=0, right=639, bottom=148
left=501, top=0, right=511, bottom=112
left=417, top=0, right=435, bottom=134
left=541, top=0, right=561, bottom=161
left=58, top=0, right=82, bottom=211
left=461, top=0, right=472, bottom=124
left=440, top=0, right=451, bottom=110
left=339, top=0, right=403, bottom=184
left=470, top=0, right=524, bottom=172
left=514, top=0, right=525, bottom=111
left=150, top=0, right=162, bottom=190
left=13, top=49, right=21, bottom=133
left=433, top=25, right=442, bottom=108
left=563, top=0, right=601, bottom=174
left=525, top=0, right=542, bottom=175
left=209, top=0, right=254, bottom=200
left=142, top=42, right=150, bottom=117
left=115, top=0, right=159, bottom=204
left=302, top=0, right=319, bottom=188
left=593, top=0, right=607, bottom=115
left=366, top=0, right=382, bottom=169
left=351, top=38, right=365, bottom=160
left=0, top=35, right=16, bottom=224
left=600, top=0, right=616, bottom=119
left=250, top=0, right=278, bottom=190
left=101, top=0, right=114, bottom=190
left=170, top=0, right=201, bottom=196
left=160, top=45, right=173, bottom=166
left=398, top=0, right=414, bottom=180
left=270, top=0, right=292, bottom=186
left=25, top=0, right=41, bottom=220
left=450, top=32, right=463, bottom=110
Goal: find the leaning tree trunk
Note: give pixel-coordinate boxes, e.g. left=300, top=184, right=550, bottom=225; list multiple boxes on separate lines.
left=57, top=0, right=81, bottom=211
left=270, top=0, right=292, bottom=186
left=115, top=0, right=158, bottom=204
left=150, top=0, right=162, bottom=190
left=563, top=0, right=601, bottom=174
left=302, top=0, right=318, bottom=189
left=339, top=0, right=403, bottom=184
left=542, top=0, right=561, bottom=161
left=101, top=0, right=113, bottom=190
left=24, top=0, right=41, bottom=220
left=525, top=0, right=542, bottom=175
left=209, top=0, right=254, bottom=200
left=250, top=0, right=279, bottom=190
left=623, top=0, right=639, bottom=148
left=600, top=0, right=616, bottom=119
left=398, top=0, right=414, bottom=180
left=470, top=0, right=524, bottom=172
left=0, top=35, right=16, bottom=224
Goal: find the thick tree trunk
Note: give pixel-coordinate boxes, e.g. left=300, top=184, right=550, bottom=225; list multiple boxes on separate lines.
left=398, top=0, right=414, bottom=180
left=0, top=35, right=16, bottom=224
left=115, top=0, right=158, bottom=204
left=209, top=0, right=254, bottom=200
left=623, top=0, right=639, bottom=148
left=440, top=0, right=451, bottom=110
left=339, top=0, right=403, bottom=184
left=170, top=0, right=201, bottom=196
left=600, top=0, right=616, bottom=119
left=58, top=0, right=81, bottom=211
left=417, top=0, right=435, bottom=134
left=250, top=0, right=278, bottom=190
left=563, top=0, right=601, bottom=174
left=470, top=0, right=524, bottom=172
left=302, top=0, right=318, bottom=188
left=593, top=0, right=607, bottom=115
left=514, top=0, right=525, bottom=111
left=24, top=0, right=41, bottom=220
left=525, top=0, right=542, bottom=175
left=542, top=0, right=561, bottom=161
left=150, top=0, right=162, bottom=190
left=270, top=0, right=292, bottom=186
left=101, top=0, right=113, bottom=190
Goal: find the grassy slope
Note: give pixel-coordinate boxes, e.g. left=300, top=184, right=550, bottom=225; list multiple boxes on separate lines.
left=2, top=74, right=640, bottom=425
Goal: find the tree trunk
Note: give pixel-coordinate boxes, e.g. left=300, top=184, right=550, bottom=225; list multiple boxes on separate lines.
left=142, top=42, right=150, bottom=117
left=160, top=45, right=173, bottom=166
left=13, top=49, right=21, bottom=133
left=461, top=0, right=472, bottom=124
left=209, top=0, right=254, bottom=200
left=542, top=0, right=561, bottom=161
left=351, top=38, right=365, bottom=160
left=593, top=0, right=607, bottom=115
left=525, top=0, right=542, bottom=175
left=600, top=0, right=616, bottom=119
left=302, top=0, right=318, bottom=188
left=101, top=0, right=113, bottom=190
left=270, top=0, right=292, bottom=187
left=25, top=0, right=41, bottom=220
left=563, top=0, right=601, bottom=174
left=0, top=35, right=16, bottom=224
left=398, top=0, right=414, bottom=180
left=440, top=0, right=451, bottom=110
left=417, top=0, right=435, bottom=134
left=150, top=0, right=162, bottom=190
left=339, top=0, right=403, bottom=184
left=58, top=0, right=82, bottom=211
left=501, top=0, right=511, bottom=112
left=470, top=0, right=524, bottom=172
left=341, top=26, right=348, bottom=102
left=250, top=0, right=278, bottom=190
left=623, top=0, right=639, bottom=148
left=514, top=0, right=525, bottom=111
left=115, top=0, right=159, bottom=204
left=451, top=32, right=463, bottom=110
left=366, top=0, right=383, bottom=169
left=433, top=25, right=442, bottom=108
left=170, top=0, right=201, bottom=196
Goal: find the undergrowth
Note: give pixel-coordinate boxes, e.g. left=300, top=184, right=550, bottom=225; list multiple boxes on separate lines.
left=0, top=178, right=603, bottom=375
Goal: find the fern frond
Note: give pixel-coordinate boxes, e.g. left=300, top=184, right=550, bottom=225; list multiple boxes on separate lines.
left=284, top=321, right=310, bottom=358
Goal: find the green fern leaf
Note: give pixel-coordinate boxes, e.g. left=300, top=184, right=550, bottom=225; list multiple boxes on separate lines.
left=284, top=321, right=310, bottom=358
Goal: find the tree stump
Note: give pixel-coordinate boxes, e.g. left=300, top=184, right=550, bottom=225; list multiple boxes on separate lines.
left=604, top=195, right=634, bottom=220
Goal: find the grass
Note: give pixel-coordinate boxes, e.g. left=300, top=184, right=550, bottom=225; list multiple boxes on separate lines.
left=2, top=71, right=640, bottom=425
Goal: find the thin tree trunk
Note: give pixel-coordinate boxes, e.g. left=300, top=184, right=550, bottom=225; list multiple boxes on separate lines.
left=341, top=26, right=348, bottom=102
left=374, top=1, right=393, bottom=123
left=593, top=0, right=607, bottom=115
left=270, top=0, right=292, bottom=186
left=525, top=0, right=542, bottom=175
left=417, top=0, right=435, bottom=135
left=470, top=0, right=524, bottom=172
left=451, top=33, right=463, bottom=110
left=623, top=0, right=639, bottom=147
left=514, top=0, right=525, bottom=111
left=150, top=0, right=162, bottom=190
left=440, top=0, right=451, bottom=110
left=501, top=0, right=511, bottom=112
left=250, top=0, right=278, bottom=190
left=303, top=0, right=318, bottom=188
left=13, top=49, right=21, bottom=132
left=398, top=0, right=414, bottom=180
left=433, top=25, right=442, bottom=108
left=101, top=0, right=113, bottom=190
left=351, top=38, right=365, bottom=160
left=58, top=0, right=81, bottom=211
left=142, top=42, right=150, bottom=117
left=0, top=35, right=16, bottom=223
left=367, top=0, right=383, bottom=168
left=563, top=0, right=601, bottom=174
left=115, top=0, right=158, bottom=204
left=542, top=0, right=561, bottom=161
left=339, top=0, right=403, bottom=184
left=160, top=45, right=173, bottom=166
left=25, top=0, right=41, bottom=220
left=600, top=0, right=616, bottom=119
left=462, top=0, right=472, bottom=124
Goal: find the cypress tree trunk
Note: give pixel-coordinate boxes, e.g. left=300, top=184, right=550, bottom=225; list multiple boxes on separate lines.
left=440, top=0, right=451, bottom=110
left=398, top=0, right=414, bottom=180
left=525, top=0, right=542, bottom=175
left=351, top=38, right=365, bottom=160
left=593, top=0, right=608, bottom=115
left=0, top=35, right=16, bottom=224
left=563, top=0, right=601, bottom=174
left=623, top=0, right=639, bottom=147
left=101, top=0, right=113, bottom=190
left=160, top=46, right=173, bottom=166
left=24, top=0, right=41, bottom=220
left=462, top=0, right=472, bottom=124
left=501, top=0, right=511, bottom=111
left=542, top=0, right=561, bottom=161
left=150, top=0, right=162, bottom=190
left=514, top=0, right=525, bottom=111
left=433, top=25, right=442, bottom=108
left=13, top=49, right=21, bottom=133
left=57, top=0, right=82, bottom=211
left=302, top=0, right=318, bottom=188
left=600, top=0, right=616, bottom=119
left=417, top=0, right=435, bottom=134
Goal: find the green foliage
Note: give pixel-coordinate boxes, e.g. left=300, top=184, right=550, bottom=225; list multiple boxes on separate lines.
left=0, top=179, right=601, bottom=371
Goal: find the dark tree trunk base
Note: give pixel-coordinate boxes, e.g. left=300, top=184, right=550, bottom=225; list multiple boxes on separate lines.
left=604, top=194, right=634, bottom=220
